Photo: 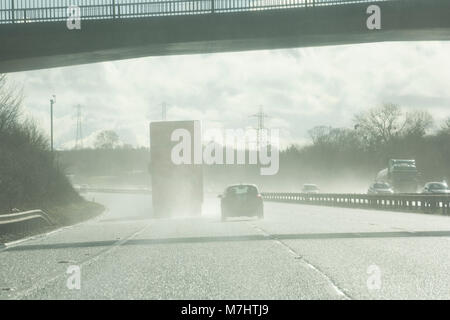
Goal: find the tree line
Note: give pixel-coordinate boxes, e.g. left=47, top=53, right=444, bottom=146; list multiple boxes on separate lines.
left=58, top=103, right=450, bottom=193
left=274, top=103, right=450, bottom=192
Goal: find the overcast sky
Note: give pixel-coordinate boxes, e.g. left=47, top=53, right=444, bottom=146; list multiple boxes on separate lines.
left=7, top=41, right=450, bottom=150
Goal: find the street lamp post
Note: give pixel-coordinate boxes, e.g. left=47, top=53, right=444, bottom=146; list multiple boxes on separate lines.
left=50, top=95, right=56, bottom=152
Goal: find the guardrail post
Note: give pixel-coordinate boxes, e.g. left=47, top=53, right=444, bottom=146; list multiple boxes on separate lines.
left=440, top=197, right=447, bottom=215
left=211, top=0, right=215, bottom=13
left=305, top=0, right=315, bottom=8
left=112, top=0, right=116, bottom=19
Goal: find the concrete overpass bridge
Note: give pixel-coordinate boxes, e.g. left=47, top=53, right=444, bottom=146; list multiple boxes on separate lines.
left=0, top=0, right=449, bottom=73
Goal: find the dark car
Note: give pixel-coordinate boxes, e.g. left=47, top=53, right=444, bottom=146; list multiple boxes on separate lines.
left=219, top=184, right=264, bottom=221
left=302, top=184, right=320, bottom=194
left=422, top=182, right=450, bottom=194
left=368, top=182, right=394, bottom=195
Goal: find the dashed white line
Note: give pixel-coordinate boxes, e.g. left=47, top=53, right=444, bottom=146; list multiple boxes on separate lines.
left=250, top=223, right=351, bottom=299
left=9, top=223, right=150, bottom=299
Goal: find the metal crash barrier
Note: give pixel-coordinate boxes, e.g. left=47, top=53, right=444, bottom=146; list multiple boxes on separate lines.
left=0, top=210, right=54, bottom=235
left=262, top=193, right=450, bottom=215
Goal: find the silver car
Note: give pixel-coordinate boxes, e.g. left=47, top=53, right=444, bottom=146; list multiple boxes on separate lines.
left=422, top=182, right=450, bottom=194
left=368, top=182, right=394, bottom=195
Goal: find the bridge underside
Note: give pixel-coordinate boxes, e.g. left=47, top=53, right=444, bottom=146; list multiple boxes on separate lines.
left=1, top=0, right=450, bottom=73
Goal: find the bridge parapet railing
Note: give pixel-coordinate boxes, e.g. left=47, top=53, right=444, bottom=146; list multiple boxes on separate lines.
left=261, top=192, right=450, bottom=215
left=0, top=0, right=391, bottom=24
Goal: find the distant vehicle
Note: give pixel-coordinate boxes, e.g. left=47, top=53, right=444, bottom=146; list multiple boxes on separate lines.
left=421, top=182, right=450, bottom=194
left=376, top=159, right=419, bottom=193
left=219, top=184, right=263, bottom=221
left=368, top=182, right=394, bottom=195
left=150, top=120, right=203, bottom=217
left=302, top=184, right=320, bottom=194
left=73, top=184, right=88, bottom=193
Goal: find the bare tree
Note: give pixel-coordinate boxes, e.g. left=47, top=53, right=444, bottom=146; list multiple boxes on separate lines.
left=0, top=74, right=23, bottom=133
left=308, top=126, right=332, bottom=145
left=403, top=110, right=434, bottom=137
left=354, top=103, right=404, bottom=145
left=441, top=117, right=450, bottom=132
left=94, top=130, right=120, bottom=149
left=0, top=74, right=78, bottom=212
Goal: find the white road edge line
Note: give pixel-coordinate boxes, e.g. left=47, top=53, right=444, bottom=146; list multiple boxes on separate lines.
left=1, top=208, right=110, bottom=252
left=250, top=223, right=351, bottom=300
left=3, top=226, right=71, bottom=249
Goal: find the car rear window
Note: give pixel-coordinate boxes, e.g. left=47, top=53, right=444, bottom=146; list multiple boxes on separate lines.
left=429, top=183, right=447, bottom=189
left=227, top=185, right=258, bottom=195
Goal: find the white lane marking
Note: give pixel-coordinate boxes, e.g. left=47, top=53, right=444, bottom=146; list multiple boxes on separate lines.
left=1, top=208, right=110, bottom=253
left=250, top=223, right=351, bottom=299
left=9, top=223, right=150, bottom=299
left=8, top=220, right=149, bottom=299
left=3, top=226, right=70, bottom=249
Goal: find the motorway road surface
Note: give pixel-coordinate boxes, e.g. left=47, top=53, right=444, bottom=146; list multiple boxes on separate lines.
left=1, top=192, right=450, bottom=299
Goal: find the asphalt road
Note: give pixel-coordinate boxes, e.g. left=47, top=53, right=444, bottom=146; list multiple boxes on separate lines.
left=2, top=192, right=450, bottom=299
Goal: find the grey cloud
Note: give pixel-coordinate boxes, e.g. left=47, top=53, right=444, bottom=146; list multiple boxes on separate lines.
left=8, top=41, right=450, bottom=149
